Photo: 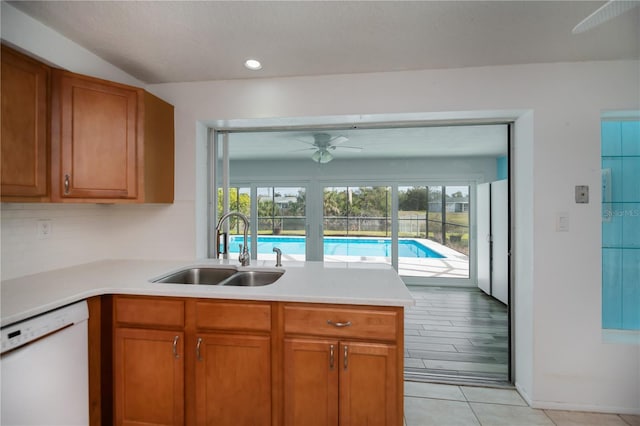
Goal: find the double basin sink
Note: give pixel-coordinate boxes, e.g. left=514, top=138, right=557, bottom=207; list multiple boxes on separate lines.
left=153, top=266, right=284, bottom=287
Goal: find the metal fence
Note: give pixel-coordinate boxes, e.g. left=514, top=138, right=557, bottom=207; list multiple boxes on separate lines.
left=254, top=215, right=469, bottom=255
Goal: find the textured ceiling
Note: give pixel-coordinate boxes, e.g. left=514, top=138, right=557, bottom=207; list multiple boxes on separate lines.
left=8, top=0, right=640, bottom=84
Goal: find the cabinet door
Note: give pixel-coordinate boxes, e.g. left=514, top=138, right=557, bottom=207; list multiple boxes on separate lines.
left=339, top=341, right=398, bottom=426
left=114, top=328, right=184, bottom=426
left=53, top=70, right=140, bottom=200
left=195, top=333, right=271, bottom=426
left=283, top=338, right=339, bottom=426
left=1, top=45, right=48, bottom=198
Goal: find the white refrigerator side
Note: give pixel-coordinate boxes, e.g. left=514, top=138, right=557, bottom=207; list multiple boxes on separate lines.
left=477, top=182, right=492, bottom=295
left=491, top=179, right=509, bottom=305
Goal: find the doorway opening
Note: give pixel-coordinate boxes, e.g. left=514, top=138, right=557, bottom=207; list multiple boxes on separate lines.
left=210, top=121, right=512, bottom=385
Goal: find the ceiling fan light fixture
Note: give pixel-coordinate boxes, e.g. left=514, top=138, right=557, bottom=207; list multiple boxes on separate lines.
left=312, top=149, right=333, bottom=164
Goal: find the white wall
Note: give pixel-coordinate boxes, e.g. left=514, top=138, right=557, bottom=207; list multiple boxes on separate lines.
left=2, top=1, right=639, bottom=414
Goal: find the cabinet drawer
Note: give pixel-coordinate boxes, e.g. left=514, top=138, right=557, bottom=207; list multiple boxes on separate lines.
left=284, top=304, right=398, bottom=341
left=115, top=296, right=184, bottom=328
left=195, top=301, right=271, bottom=332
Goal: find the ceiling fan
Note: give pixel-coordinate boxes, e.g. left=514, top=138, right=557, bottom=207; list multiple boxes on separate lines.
left=295, top=133, right=363, bottom=164
left=572, top=0, right=639, bottom=34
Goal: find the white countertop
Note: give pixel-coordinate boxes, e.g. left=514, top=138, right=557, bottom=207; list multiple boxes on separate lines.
left=1, top=259, right=415, bottom=327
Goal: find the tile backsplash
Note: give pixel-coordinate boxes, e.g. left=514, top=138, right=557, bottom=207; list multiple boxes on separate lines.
left=1, top=201, right=195, bottom=280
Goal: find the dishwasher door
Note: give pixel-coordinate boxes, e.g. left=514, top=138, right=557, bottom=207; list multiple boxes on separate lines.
left=1, top=301, right=89, bottom=425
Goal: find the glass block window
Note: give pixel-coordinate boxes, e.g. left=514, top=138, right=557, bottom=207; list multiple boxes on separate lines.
left=602, top=120, right=640, bottom=330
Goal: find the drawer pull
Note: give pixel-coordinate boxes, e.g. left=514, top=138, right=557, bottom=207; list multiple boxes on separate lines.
left=196, top=337, right=203, bottom=362
left=327, top=320, right=352, bottom=328
left=172, top=335, right=180, bottom=359
left=329, top=344, right=335, bottom=370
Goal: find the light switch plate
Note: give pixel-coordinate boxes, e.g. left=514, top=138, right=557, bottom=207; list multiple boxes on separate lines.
left=556, top=213, right=569, bottom=232
left=575, top=185, right=589, bottom=203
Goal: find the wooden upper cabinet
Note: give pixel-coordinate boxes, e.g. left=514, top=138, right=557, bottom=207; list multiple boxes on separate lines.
left=51, top=70, right=139, bottom=200
left=1, top=45, right=50, bottom=200
left=50, top=69, right=174, bottom=203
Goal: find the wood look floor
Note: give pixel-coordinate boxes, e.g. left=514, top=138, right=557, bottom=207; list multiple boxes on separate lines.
left=404, top=286, right=509, bottom=384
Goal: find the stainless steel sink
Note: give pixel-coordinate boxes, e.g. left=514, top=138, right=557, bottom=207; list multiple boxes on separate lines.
left=153, top=267, right=284, bottom=287
left=153, top=267, right=237, bottom=285
left=218, top=270, right=284, bottom=287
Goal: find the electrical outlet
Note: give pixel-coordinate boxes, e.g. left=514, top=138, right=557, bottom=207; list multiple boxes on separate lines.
left=37, top=219, right=52, bottom=240
left=575, top=185, right=589, bottom=203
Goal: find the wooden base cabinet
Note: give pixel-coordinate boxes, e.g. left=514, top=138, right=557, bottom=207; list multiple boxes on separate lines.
left=282, top=304, right=404, bottom=426
left=338, top=341, right=398, bottom=426
left=109, top=297, right=403, bottom=426
left=112, top=296, right=272, bottom=426
left=114, top=328, right=185, bottom=426
left=284, top=338, right=339, bottom=426
left=284, top=339, right=398, bottom=426
left=195, top=333, right=271, bottom=425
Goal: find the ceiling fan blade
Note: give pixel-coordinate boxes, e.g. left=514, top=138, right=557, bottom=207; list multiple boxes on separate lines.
left=572, top=0, right=639, bottom=34
left=329, top=136, right=349, bottom=145
left=290, top=147, right=317, bottom=152
left=332, top=146, right=363, bottom=152
left=293, top=138, right=316, bottom=146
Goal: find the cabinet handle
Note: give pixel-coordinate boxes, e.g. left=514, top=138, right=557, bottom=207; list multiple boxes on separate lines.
left=196, top=337, right=203, bottom=362
left=343, top=345, right=348, bottom=370
left=172, top=335, right=180, bottom=359
left=64, top=174, right=70, bottom=194
left=329, top=344, right=335, bottom=370
left=327, top=320, right=352, bottom=328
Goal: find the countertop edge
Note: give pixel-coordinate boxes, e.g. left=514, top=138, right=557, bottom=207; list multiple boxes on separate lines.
left=1, top=259, right=415, bottom=327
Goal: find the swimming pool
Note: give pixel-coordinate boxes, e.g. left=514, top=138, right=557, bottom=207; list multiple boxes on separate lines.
left=228, top=235, right=444, bottom=258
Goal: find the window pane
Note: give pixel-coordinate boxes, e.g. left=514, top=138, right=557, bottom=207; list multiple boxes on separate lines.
left=399, top=186, right=427, bottom=238
left=256, top=187, right=306, bottom=261
left=217, top=186, right=251, bottom=255
left=323, top=186, right=391, bottom=264
left=323, top=187, right=348, bottom=236
left=398, top=185, right=469, bottom=278
left=444, top=186, right=469, bottom=256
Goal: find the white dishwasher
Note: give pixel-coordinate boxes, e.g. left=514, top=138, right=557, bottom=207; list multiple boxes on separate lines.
left=1, top=300, right=89, bottom=425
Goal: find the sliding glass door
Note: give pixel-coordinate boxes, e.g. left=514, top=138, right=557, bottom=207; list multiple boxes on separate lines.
left=396, top=185, right=470, bottom=279
left=256, top=186, right=307, bottom=261
left=217, top=184, right=307, bottom=262
left=323, top=186, right=392, bottom=264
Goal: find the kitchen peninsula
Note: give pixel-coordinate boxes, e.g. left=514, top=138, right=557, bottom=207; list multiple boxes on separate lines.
left=1, top=259, right=413, bottom=426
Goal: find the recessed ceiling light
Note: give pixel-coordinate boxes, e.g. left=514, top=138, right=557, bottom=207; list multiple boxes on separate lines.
left=244, top=59, right=262, bottom=71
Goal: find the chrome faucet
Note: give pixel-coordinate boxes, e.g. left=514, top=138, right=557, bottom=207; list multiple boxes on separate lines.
left=273, top=247, right=282, bottom=267
left=215, top=212, right=250, bottom=266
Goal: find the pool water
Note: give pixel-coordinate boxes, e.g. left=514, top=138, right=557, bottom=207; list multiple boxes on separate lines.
left=228, top=236, right=444, bottom=258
